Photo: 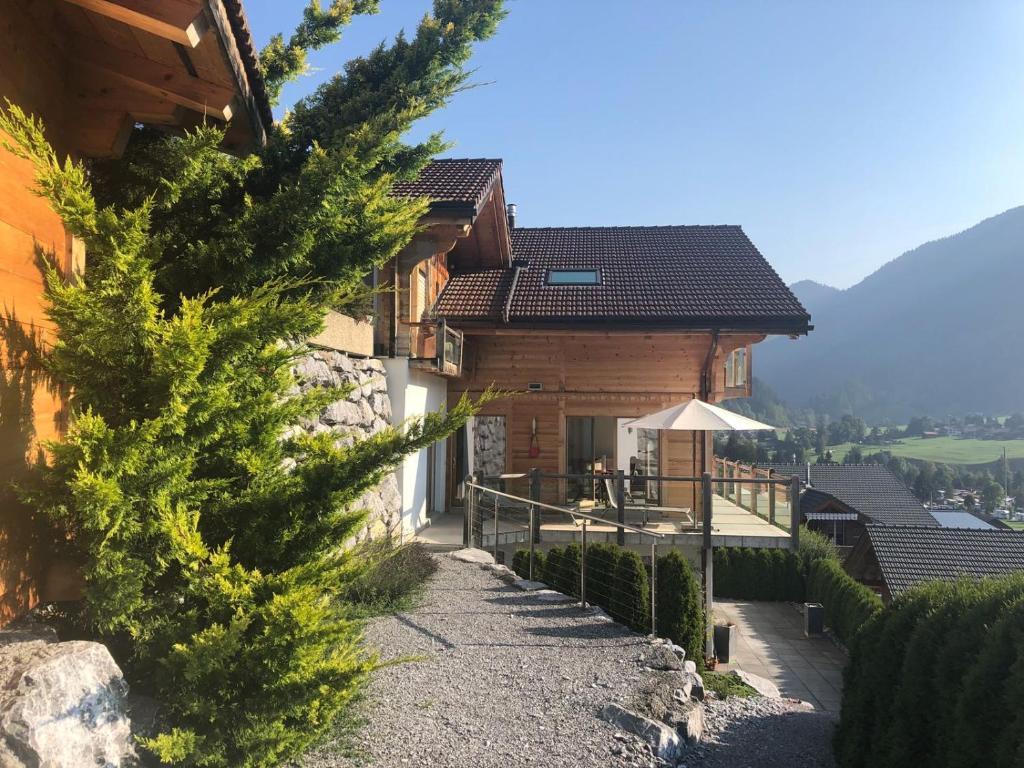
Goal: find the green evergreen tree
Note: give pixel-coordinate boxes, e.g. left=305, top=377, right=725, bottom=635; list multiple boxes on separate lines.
left=612, top=549, right=650, bottom=632
left=1, top=2, right=506, bottom=765
left=655, top=550, right=704, bottom=669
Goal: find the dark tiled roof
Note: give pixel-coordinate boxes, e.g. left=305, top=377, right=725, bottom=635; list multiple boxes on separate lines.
left=391, top=159, right=502, bottom=216
left=220, top=0, right=274, bottom=132
left=436, top=226, right=810, bottom=331
left=865, top=525, right=1024, bottom=596
left=433, top=268, right=512, bottom=319
left=768, top=463, right=937, bottom=527
left=800, top=488, right=863, bottom=519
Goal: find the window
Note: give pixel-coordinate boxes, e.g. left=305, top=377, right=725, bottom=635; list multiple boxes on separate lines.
left=546, top=269, right=601, bottom=285
left=413, top=266, right=428, bottom=320
left=724, top=347, right=748, bottom=389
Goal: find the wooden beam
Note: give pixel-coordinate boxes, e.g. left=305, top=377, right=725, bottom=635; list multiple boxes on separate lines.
left=60, top=0, right=208, bottom=48
left=69, top=34, right=234, bottom=121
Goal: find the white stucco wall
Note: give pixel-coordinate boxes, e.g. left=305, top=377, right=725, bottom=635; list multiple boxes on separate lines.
left=381, top=358, right=449, bottom=536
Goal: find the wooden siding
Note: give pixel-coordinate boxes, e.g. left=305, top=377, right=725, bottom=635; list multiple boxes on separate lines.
left=448, top=331, right=760, bottom=508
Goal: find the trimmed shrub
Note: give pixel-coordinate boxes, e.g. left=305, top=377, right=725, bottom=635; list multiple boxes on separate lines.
left=806, top=558, right=882, bottom=646
left=612, top=549, right=650, bottom=632
left=556, top=543, right=582, bottom=597
left=512, top=549, right=530, bottom=580
left=585, top=543, right=618, bottom=609
left=511, top=548, right=545, bottom=582
left=834, top=573, right=1024, bottom=768
left=544, top=547, right=564, bottom=586
left=714, top=546, right=805, bottom=602
left=655, top=550, right=704, bottom=669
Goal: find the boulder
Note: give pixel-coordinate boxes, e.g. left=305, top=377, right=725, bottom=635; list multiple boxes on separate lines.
left=645, top=644, right=683, bottom=671
left=0, top=633, right=139, bottom=767
left=600, top=703, right=681, bottom=762
left=732, top=668, right=781, bottom=698
left=514, top=579, right=547, bottom=591
left=451, top=548, right=495, bottom=565
left=533, top=590, right=574, bottom=603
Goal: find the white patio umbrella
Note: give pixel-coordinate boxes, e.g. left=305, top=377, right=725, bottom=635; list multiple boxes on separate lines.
left=623, top=398, right=777, bottom=432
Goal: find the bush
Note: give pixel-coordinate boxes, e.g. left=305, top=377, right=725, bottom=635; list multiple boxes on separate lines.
left=544, top=547, right=564, bottom=586
left=806, top=558, right=882, bottom=646
left=713, top=546, right=805, bottom=601
left=612, top=549, right=650, bottom=632
left=834, top=573, right=1024, bottom=768
left=556, top=543, right=582, bottom=597
left=512, top=549, right=530, bottom=579
left=340, top=542, right=437, bottom=615
left=585, top=543, right=618, bottom=608
left=655, top=550, right=704, bottom=668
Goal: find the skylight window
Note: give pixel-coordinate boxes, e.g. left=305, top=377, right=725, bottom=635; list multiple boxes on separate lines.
left=546, top=269, right=601, bottom=285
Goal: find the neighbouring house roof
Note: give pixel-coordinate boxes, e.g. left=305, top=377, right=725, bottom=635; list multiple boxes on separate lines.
left=928, top=508, right=998, bottom=530
left=861, top=525, right=1024, bottom=596
left=391, top=159, right=503, bottom=218
left=435, top=225, right=810, bottom=332
left=800, top=488, right=867, bottom=523
left=768, top=463, right=938, bottom=527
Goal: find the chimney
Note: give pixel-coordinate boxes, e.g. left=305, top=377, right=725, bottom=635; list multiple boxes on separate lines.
left=806, top=462, right=812, bottom=485
left=506, top=202, right=517, bottom=230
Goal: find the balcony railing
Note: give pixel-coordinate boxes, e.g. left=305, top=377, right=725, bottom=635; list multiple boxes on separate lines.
left=410, top=319, right=463, bottom=377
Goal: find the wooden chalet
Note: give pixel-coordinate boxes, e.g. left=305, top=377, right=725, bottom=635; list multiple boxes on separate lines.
left=0, top=0, right=271, bottom=625
left=384, top=159, right=812, bottom=535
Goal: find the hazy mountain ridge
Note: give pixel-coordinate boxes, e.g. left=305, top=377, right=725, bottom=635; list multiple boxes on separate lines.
left=757, top=206, right=1024, bottom=422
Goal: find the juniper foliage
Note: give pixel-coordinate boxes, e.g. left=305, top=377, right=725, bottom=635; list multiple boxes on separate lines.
left=1, top=1, right=505, bottom=765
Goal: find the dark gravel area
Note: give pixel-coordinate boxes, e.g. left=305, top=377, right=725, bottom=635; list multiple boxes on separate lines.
left=300, top=554, right=654, bottom=767
left=299, top=553, right=837, bottom=768
left=679, top=696, right=837, bottom=768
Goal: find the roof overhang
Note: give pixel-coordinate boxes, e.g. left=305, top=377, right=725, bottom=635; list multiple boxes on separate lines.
left=51, top=0, right=272, bottom=157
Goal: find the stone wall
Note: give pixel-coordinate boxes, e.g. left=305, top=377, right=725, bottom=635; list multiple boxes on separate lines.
left=474, top=415, right=507, bottom=478
left=293, top=350, right=401, bottom=541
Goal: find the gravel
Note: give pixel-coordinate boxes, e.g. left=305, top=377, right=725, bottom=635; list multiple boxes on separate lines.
left=677, top=696, right=837, bottom=768
left=298, top=553, right=837, bottom=768
left=299, top=554, right=657, bottom=768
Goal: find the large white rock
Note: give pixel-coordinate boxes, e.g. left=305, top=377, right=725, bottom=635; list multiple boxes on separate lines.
left=732, top=668, right=781, bottom=698
left=0, top=633, right=139, bottom=767
left=600, top=703, right=682, bottom=761
left=450, top=548, right=495, bottom=565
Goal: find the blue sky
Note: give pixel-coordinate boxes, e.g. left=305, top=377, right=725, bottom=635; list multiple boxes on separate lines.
left=243, top=1, right=1024, bottom=289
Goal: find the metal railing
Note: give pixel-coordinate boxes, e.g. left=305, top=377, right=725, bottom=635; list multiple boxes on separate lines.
left=466, top=478, right=664, bottom=636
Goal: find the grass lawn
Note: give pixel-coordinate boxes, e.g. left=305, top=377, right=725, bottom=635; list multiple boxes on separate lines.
left=813, top=436, right=1024, bottom=466
left=1005, top=521, right=1024, bottom=531
left=703, top=670, right=759, bottom=699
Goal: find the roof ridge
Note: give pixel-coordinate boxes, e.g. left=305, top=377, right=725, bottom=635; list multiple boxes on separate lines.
left=512, top=224, right=743, bottom=231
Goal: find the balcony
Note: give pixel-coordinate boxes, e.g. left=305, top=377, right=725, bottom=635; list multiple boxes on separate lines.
left=409, top=319, right=464, bottom=377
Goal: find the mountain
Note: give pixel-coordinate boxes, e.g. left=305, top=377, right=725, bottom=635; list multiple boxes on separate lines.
left=757, top=206, right=1024, bottom=423
left=788, top=280, right=841, bottom=319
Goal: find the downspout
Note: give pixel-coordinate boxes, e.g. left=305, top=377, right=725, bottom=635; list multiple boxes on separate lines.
left=698, top=330, right=720, bottom=471
left=389, top=259, right=399, bottom=358
left=502, top=263, right=526, bottom=324
left=699, top=329, right=720, bottom=654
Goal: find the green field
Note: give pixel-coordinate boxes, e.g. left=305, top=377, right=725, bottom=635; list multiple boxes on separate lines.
left=1006, top=521, right=1024, bottom=531
left=813, top=436, right=1024, bottom=466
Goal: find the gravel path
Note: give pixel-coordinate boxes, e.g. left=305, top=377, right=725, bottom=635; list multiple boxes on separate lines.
left=301, top=554, right=655, bottom=768
left=299, top=553, right=837, bottom=768
left=678, top=697, right=837, bottom=768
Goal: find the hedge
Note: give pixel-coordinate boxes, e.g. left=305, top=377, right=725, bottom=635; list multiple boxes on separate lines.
left=655, top=550, right=704, bottom=669
left=712, top=547, right=804, bottom=602
left=712, top=528, right=837, bottom=602
left=515, top=543, right=705, bottom=661
left=805, top=558, right=882, bottom=646
left=835, top=573, right=1024, bottom=768
left=610, top=549, right=650, bottom=632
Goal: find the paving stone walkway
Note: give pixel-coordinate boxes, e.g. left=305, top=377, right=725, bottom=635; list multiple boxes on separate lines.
left=713, top=600, right=846, bottom=713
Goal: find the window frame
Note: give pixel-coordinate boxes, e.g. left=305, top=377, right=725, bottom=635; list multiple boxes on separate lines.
left=545, top=268, right=602, bottom=286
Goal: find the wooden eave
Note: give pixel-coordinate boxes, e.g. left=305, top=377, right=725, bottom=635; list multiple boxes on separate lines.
left=16, top=0, right=270, bottom=159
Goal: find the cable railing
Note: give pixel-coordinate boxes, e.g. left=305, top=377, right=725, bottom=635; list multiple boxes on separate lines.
left=466, top=478, right=664, bottom=636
